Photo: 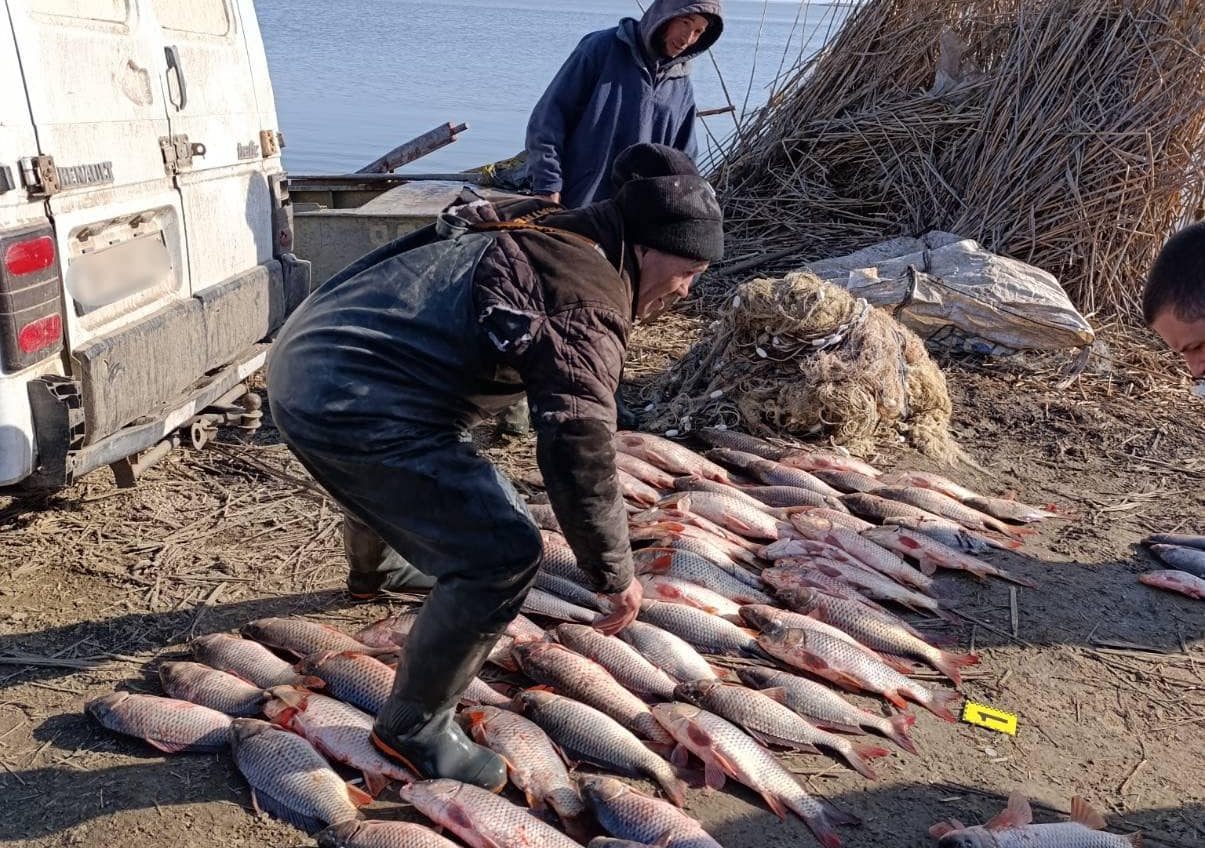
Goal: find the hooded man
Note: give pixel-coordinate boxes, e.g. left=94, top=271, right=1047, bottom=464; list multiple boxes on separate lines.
left=1144, top=221, right=1205, bottom=389
left=525, top=0, right=724, bottom=209
left=266, top=143, right=723, bottom=790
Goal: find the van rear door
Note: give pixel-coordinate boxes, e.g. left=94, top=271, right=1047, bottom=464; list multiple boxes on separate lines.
left=150, top=0, right=275, bottom=294
left=6, top=0, right=189, bottom=358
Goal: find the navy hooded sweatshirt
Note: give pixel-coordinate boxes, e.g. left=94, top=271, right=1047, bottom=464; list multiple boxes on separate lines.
left=524, top=0, right=724, bottom=209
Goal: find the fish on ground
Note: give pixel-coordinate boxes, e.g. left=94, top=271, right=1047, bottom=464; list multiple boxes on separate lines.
left=512, top=641, right=672, bottom=745
left=614, top=431, right=731, bottom=482
left=776, top=448, right=882, bottom=480
left=811, top=469, right=883, bottom=494
left=783, top=590, right=979, bottom=684
left=738, top=484, right=847, bottom=511
left=749, top=612, right=963, bottom=721
left=640, top=574, right=744, bottom=619
left=962, top=495, right=1062, bottom=524
left=462, top=677, right=513, bottom=708
left=1139, top=569, right=1205, bottom=600
left=877, top=470, right=978, bottom=501
left=1148, top=544, right=1205, bottom=579
left=158, top=661, right=270, bottom=717
left=638, top=599, right=761, bottom=656
left=616, top=451, right=678, bottom=489
left=737, top=666, right=917, bottom=754
left=264, top=687, right=413, bottom=795
left=636, top=548, right=772, bottom=604
left=768, top=560, right=950, bottom=619
left=579, top=774, right=722, bottom=848
left=886, top=517, right=1002, bottom=554
left=462, top=705, right=590, bottom=841
left=629, top=519, right=763, bottom=565
left=862, top=526, right=1037, bottom=587
left=650, top=705, right=857, bottom=848
left=659, top=534, right=765, bottom=587
left=930, top=791, right=1141, bottom=848
left=87, top=692, right=232, bottom=753
left=512, top=689, right=686, bottom=805
left=192, top=633, right=319, bottom=689
left=705, top=448, right=843, bottom=497
left=618, top=620, right=719, bottom=683
left=1143, top=533, right=1205, bottom=551
left=673, top=679, right=889, bottom=779
left=673, top=475, right=787, bottom=515
left=872, top=486, right=1022, bottom=538
left=736, top=603, right=914, bottom=674
left=807, top=524, right=934, bottom=592
left=316, top=820, right=461, bottom=848
left=402, top=779, right=582, bottom=848
left=659, top=491, right=788, bottom=540
left=241, top=617, right=389, bottom=659
left=840, top=492, right=951, bottom=526
left=295, top=651, right=394, bottom=715
left=697, top=427, right=791, bottom=461
left=554, top=623, right=678, bottom=701
left=231, top=718, right=370, bottom=831
left=618, top=469, right=663, bottom=506
left=355, top=613, right=418, bottom=651
left=536, top=570, right=609, bottom=612
left=522, top=588, right=599, bottom=623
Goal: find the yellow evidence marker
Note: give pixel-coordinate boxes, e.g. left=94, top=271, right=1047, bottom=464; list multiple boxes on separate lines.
left=961, top=700, right=1018, bottom=736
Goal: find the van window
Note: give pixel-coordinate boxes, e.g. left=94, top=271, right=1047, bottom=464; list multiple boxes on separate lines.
left=151, top=0, right=231, bottom=36
left=29, top=0, right=128, bottom=23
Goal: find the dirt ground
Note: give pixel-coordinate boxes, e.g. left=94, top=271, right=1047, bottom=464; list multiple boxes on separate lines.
left=1, top=323, right=1202, bottom=848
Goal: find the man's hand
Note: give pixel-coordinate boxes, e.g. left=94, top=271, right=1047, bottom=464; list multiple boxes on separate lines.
left=536, top=192, right=561, bottom=205
left=594, top=579, right=642, bottom=636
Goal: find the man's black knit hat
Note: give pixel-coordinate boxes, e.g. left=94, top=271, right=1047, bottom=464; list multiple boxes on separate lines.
left=612, top=144, right=724, bottom=263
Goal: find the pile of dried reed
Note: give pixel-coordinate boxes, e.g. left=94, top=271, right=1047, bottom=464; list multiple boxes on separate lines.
left=710, top=0, right=1205, bottom=319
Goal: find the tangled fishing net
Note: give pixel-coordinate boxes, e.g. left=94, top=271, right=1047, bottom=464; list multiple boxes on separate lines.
left=644, top=273, right=962, bottom=463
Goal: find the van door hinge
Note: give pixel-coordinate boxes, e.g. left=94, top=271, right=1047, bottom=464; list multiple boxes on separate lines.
left=259, top=129, right=280, bottom=158
left=19, top=155, right=60, bottom=198
left=159, top=135, right=205, bottom=174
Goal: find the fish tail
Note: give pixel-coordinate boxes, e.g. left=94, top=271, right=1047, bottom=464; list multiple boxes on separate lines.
left=926, top=688, right=963, bottom=722
left=885, top=712, right=918, bottom=754
left=842, top=743, right=887, bottom=779
left=1126, top=833, right=1143, bottom=848
left=933, top=650, right=980, bottom=685
left=788, top=798, right=857, bottom=848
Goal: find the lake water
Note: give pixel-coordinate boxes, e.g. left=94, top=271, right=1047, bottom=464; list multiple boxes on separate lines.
left=253, top=0, right=852, bottom=175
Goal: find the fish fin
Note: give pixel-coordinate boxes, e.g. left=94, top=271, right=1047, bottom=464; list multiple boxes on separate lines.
left=670, top=743, right=691, bottom=768
left=837, top=745, right=879, bottom=780
left=144, top=738, right=197, bottom=755
left=760, top=790, right=790, bottom=820
left=917, top=558, right=938, bottom=577
left=267, top=685, right=309, bottom=709
left=362, top=771, right=390, bottom=798
left=924, top=689, right=962, bottom=722
left=1069, top=796, right=1107, bottom=830
left=346, top=782, right=374, bottom=808
left=929, top=822, right=957, bottom=838
left=933, top=651, right=980, bottom=686
left=997, top=568, right=1039, bottom=588
left=885, top=713, right=919, bottom=754
left=986, top=792, right=1033, bottom=831
left=523, top=788, right=547, bottom=812
left=703, top=760, right=727, bottom=791
left=760, top=686, right=790, bottom=705
left=657, top=773, right=687, bottom=807
left=1126, top=834, right=1143, bottom=848
left=250, top=787, right=326, bottom=831
left=879, top=654, right=917, bottom=675
left=299, top=676, right=327, bottom=690
left=636, top=552, right=675, bottom=575
left=750, top=728, right=818, bottom=754
left=851, top=742, right=892, bottom=761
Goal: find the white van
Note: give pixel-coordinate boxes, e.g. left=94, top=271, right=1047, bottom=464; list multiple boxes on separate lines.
left=0, top=0, right=309, bottom=492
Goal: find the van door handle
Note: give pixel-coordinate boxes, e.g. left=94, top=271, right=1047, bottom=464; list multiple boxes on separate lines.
left=164, top=45, right=187, bottom=110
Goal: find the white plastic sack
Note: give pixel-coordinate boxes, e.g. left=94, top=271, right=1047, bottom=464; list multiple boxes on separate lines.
left=806, top=232, right=1095, bottom=354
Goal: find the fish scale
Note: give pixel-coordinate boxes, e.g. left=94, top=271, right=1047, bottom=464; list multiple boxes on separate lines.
left=618, top=621, right=717, bottom=683
left=753, top=615, right=962, bottom=721
left=638, top=599, right=760, bottom=656
left=192, top=633, right=314, bottom=689
left=316, top=820, right=462, bottom=848
left=554, top=623, right=678, bottom=700
left=873, top=486, right=1016, bottom=535
left=663, top=536, right=764, bottom=588
left=523, top=588, right=599, bottom=623
left=740, top=484, right=843, bottom=511
left=512, top=689, right=685, bottom=805
left=705, top=448, right=842, bottom=497
left=673, top=679, right=887, bottom=779
left=264, top=688, right=413, bottom=792
left=462, top=705, right=588, bottom=840
left=736, top=666, right=917, bottom=754
left=242, top=617, right=386, bottom=659
left=614, top=431, right=731, bottom=482
left=635, top=548, right=771, bottom=604
left=87, top=692, right=232, bottom=753
left=513, top=641, right=672, bottom=745
left=402, top=780, right=581, bottom=848
left=295, top=651, right=394, bottom=715
left=579, top=775, right=720, bottom=848
left=661, top=490, right=785, bottom=540
left=231, top=718, right=367, bottom=831
left=615, top=451, right=677, bottom=489
left=651, top=704, right=854, bottom=848
left=158, top=661, right=270, bottom=717
left=640, top=574, right=744, bottom=618
left=697, top=427, right=790, bottom=461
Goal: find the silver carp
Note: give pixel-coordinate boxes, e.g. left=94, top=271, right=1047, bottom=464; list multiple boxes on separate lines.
left=401, top=779, right=582, bottom=848
left=618, top=621, right=718, bottom=683
left=638, top=599, right=760, bottom=656
left=635, top=548, right=772, bottom=604
left=317, top=821, right=460, bottom=848
left=554, top=623, right=678, bottom=700
left=614, top=432, right=731, bottom=482
left=580, top=774, right=720, bottom=848
left=1149, top=544, right=1205, bottom=579
left=87, top=692, right=231, bottom=753
left=930, top=792, right=1140, bottom=848
left=192, top=632, right=317, bottom=689
left=241, top=617, right=389, bottom=659
left=158, top=661, right=270, bottom=717
left=295, top=651, right=394, bottom=715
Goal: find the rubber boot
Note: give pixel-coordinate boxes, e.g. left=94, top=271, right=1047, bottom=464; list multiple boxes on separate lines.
left=370, top=579, right=519, bottom=791
left=344, top=513, right=437, bottom=599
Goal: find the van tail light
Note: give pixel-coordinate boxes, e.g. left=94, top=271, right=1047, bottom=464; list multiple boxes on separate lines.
left=18, top=314, right=62, bottom=354
left=1, top=224, right=64, bottom=372
left=4, top=236, right=56, bottom=276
